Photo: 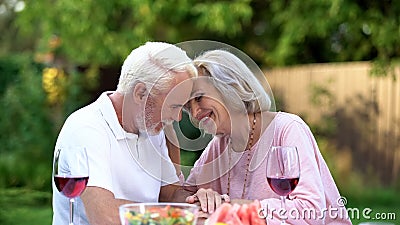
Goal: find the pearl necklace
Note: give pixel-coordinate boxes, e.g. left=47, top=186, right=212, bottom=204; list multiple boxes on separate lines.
left=227, top=113, right=257, bottom=199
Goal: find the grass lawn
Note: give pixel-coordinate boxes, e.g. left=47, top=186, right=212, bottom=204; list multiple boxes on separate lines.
left=0, top=205, right=52, bottom=225
left=0, top=188, right=52, bottom=225
left=349, top=206, right=398, bottom=224
left=343, top=187, right=399, bottom=224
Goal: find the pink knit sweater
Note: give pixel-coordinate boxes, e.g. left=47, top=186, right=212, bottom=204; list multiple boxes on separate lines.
left=185, top=112, right=352, bottom=224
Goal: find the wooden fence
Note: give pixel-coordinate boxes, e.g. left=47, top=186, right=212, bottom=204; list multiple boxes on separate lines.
left=265, top=62, right=400, bottom=186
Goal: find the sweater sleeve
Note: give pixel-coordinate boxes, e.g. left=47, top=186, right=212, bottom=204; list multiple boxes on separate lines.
left=184, top=143, right=212, bottom=188
left=184, top=137, right=226, bottom=194
left=261, top=114, right=338, bottom=224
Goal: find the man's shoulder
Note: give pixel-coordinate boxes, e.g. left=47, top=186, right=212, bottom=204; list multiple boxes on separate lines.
left=66, top=102, right=101, bottom=124
left=67, top=92, right=113, bottom=122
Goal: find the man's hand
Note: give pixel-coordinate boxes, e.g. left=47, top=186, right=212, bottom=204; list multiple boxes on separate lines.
left=185, top=188, right=230, bottom=214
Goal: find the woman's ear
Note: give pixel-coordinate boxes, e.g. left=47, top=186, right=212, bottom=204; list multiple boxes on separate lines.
left=132, top=82, right=148, bottom=103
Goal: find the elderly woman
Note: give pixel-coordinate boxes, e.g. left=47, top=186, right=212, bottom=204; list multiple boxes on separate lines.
left=184, top=49, right=351, bottom=224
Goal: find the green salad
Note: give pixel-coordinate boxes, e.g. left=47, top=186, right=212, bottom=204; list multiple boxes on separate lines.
left=123, top=205, right=196, bottom=225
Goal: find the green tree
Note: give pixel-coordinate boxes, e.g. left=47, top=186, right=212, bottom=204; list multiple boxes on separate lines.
left=15, top=0, right=252, bottom=66
left=238, top=1, right=398, bottom=69
left=0, top=55, right=52, bottom=190
left=0, top=54, right=88, bottom=191
left=10, top=0, right=399, bottom=74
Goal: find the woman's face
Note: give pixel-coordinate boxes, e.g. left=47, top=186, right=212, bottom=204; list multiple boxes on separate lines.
left=185, top=76, right=231, bottom=135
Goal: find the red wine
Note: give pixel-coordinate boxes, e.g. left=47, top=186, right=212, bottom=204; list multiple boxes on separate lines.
left=54, top=176, right=89, bottom=198
left=267, top=177, right=299, bottom=196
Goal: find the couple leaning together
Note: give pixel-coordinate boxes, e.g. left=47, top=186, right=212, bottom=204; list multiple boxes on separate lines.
left=53, top=41, right=352, bottom=225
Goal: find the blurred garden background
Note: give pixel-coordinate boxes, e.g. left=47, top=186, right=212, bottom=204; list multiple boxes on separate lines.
left=0, top=0, right=399, bottom=224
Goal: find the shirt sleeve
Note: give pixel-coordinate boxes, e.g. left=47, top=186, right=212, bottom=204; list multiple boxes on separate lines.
left=56, top=116, right=115, bottom=194
left=157, top=132, right=180, bottom=186
left=184, top=139, right=219, bottom=191
left=261, top=115, right=328, bottom=225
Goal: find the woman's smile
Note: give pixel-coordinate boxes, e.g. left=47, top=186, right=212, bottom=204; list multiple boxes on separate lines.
left=195, top=109, right=214, bottom=122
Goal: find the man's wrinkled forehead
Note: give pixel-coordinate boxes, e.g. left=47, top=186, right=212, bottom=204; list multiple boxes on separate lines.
left=163, top=74, right=194, bottom=106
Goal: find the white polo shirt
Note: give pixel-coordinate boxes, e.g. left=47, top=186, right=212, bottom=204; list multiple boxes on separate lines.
left=52, top=92, right=179, bottom=225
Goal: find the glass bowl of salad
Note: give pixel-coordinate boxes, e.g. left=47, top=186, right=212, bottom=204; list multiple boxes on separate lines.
left=119, top=202, right=199, bottom=225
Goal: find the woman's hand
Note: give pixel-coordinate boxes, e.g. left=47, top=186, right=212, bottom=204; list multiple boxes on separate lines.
left=185, top=188, right=230, bottom=214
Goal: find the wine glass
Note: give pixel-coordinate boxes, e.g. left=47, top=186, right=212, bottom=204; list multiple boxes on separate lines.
left=266, top=146, right=300, bottom=224
left=53, top=146, right=89, bottom=225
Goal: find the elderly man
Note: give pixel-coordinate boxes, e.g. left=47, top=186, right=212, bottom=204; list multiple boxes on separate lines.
left=52, top=42, right=222, bottom=225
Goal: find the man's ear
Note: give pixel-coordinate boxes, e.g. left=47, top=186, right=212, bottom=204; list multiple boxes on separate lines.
left=132, top=82, right=148, bottom=103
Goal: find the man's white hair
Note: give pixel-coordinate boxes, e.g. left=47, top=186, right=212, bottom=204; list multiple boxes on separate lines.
left=116, top=42, right=196, bottom=95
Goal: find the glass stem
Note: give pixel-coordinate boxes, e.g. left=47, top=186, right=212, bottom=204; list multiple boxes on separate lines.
left=69, top=198, right=74, bottom=225
left=280, top=196, right=286, bottom=224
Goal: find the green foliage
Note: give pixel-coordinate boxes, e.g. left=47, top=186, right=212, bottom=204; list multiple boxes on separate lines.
left=1, top=0, right=397, bottom=71
left=0, top=54, right=54, bottom=190
left=15, top=0, right=252, bottom=66
left=0, top=54, right=88, bottom=191
left=260, top=0, right=400, bottom=69
left=192, top=1, right=252, bottom=37
left=0, top=55, right=23, bottom=96
left=0, top=188, right=52, bottom=225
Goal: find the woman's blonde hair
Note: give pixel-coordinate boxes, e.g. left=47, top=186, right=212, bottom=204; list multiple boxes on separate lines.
left=194, top=49, right=271, bottom=113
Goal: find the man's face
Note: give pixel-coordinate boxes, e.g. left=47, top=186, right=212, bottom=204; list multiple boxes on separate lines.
left=136, top=72, right=193, bottom=135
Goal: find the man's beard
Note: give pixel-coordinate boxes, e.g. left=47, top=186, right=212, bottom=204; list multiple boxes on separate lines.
left=135, top=113, right=159, bottom=136
left=135, top=96, right=172, bottom=136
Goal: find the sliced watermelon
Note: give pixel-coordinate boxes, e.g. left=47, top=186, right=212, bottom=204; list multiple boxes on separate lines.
left=224, top=204, right=242, bottom=224
left=249, top=200, right=266, bottom=225
left=207, top=203, right=231, bottom=224
left=237, top=203, right=250, bottom=225
left=207, top=200, right=266, bottom=225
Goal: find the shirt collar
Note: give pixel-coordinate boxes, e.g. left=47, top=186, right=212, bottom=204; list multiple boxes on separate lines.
left=97, top=91, right=138, bottom=140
